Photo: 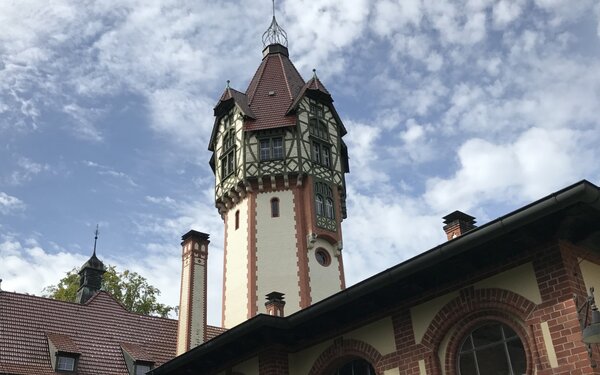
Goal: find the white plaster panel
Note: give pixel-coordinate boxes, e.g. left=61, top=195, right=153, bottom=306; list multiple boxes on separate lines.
left=437, top=324, right=457, bottom=375
left=189, top=265, right=205, bottom=348
left=541, top=321, right=558, bottom=368
left=579, top=259, right=600, bottom=294
left=345, top=317, right=396, bottom=356
left=307, top=238, right=343, bottom=303
left=255, top=190, right=301, bottom=314
left=474, top=262, right=542, bottom=304
left=411, top=292, right=460, bottom=344
left=288, top=340, right=332, bottom=375
left=384, top=368, right=400, bottom=375
left=418, top=360, right=427, bottom=375
left=232, top=356, right=259, bottom=375
left=223, top=198, right=250, bottom=328
left=177, top=262, right=191, bottom=355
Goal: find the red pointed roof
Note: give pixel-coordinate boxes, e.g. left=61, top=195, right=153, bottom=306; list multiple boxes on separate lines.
left=243, top=44, right=305, bottom=131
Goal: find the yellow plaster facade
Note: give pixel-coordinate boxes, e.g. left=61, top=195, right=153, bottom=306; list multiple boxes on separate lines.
left=255, top=190, right=301, bottom=315
left=474, top=262, right=542, bottom=304
left=223, top=199, right=250, bottom=328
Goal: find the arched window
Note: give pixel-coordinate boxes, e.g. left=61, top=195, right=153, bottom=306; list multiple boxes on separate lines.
left=235, top=210, right=240, bottom=230
left=458, top=322, right=526, bottom=375
left=315, top=195, right=324, bottom=216
left=325, top=198, right=334, bottom=219
left=271, top=198, right=279, bottom=218
left=333, top=359, right=375, bottom=375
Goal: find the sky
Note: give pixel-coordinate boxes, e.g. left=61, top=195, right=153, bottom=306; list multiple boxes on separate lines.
left=1, top=0, right=600, bottom=326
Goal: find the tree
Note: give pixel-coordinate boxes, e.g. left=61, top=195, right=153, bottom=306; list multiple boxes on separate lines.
left=43, top=266, right=174, bottom=318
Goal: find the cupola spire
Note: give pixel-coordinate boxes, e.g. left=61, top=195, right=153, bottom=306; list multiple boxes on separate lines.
left=76, top=224, right=106, bottom=304
left=262, top=0, right=288, bottom=47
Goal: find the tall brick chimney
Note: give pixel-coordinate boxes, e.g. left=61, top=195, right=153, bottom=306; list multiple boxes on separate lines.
left=177, top=230, right=209, bottom=355
left=443, top=211, right=476, bottom=240
left=265, top=292, right=286, bottom=317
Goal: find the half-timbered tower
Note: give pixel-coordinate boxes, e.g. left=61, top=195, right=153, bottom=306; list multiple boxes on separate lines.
left=209, top=14, right=350, bottom=328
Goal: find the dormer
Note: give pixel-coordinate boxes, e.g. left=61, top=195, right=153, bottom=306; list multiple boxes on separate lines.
left=46, top=332, right=81, bottom=373
left=121, top=342, right=155, bottom=375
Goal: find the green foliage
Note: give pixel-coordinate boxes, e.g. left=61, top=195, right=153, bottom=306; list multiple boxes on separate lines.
left=43, top=265, right=174, bottom=318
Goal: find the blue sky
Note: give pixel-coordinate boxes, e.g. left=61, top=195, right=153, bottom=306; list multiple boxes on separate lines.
left=1, top=0, right=600, bottom=325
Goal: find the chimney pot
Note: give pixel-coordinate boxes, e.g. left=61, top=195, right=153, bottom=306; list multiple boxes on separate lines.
left=265, top=292, right=286, bottom=317
left=443, top=211, right=476, bottom=240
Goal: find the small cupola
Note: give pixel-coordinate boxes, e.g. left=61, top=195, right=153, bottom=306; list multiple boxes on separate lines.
left=443, top=211, right=476, bottom=240
left=76, top=225, right=106, bottom=304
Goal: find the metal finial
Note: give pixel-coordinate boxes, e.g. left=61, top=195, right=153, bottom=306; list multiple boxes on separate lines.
left=312, top=68, right=317, bottom=79
left=262, top=0, right=288, bottom=47
left=226, top=80, right=230, bottom=88
left=92, top=224, right=99, bottom=257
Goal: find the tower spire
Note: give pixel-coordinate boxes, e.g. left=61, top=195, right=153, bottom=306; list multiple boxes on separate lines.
left=93, top=224, right=99, bottom=257
left=262, top=0, right=288, bottom=47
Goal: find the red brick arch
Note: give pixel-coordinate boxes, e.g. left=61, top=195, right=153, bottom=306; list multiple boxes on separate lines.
left=421, top=288, right=537, bottom=374
left=308, top=338, right=384, bottom=375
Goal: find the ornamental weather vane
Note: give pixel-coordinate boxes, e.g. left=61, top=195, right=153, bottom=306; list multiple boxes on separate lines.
left=262, top=0, right=288, bottom=47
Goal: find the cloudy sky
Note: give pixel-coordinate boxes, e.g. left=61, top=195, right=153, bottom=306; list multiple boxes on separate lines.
left=1, top=0, right=600, bottom=325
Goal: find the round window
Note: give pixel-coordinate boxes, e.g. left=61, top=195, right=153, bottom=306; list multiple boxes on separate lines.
left=458, top=322, right=526, bottom=375
left=315, top=248, right=331, bottom=267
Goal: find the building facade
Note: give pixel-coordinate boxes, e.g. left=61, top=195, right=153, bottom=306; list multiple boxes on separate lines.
left=153, top=180, right=600, bottom=375
left=207, top=16, right=349, bottom=329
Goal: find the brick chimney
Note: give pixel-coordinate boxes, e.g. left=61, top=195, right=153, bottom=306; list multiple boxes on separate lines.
left=177, top=230, right=209, bottom=355
left=265, top=292, right=286, bottom=317
left=443, top=211, right=476, bottom=240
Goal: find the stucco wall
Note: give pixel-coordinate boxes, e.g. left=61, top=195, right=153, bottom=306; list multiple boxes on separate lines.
left=288, top=340, right=332, bottom=375
left=307, top=238, right=343, bottom=304
left=223, top=198, right=250, bottom=328
left=579, top=259, right=600, bottom=294
left=474, top=262, right=542, bottom=304
left=345, top=317, right=396, bottom=356
left=255, top=190, right=301, bottom=314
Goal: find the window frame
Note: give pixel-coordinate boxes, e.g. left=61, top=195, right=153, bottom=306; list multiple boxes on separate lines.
left=457, top=321, right=527, bottom=375
left=56, top=354, right=77, bottom=372
left=259, top=136, right=285, bottom=161
left=235, top=210, right=240, bottom=229
left=134, top=362, right=153, bottom=375
left=220, top=114, right=236, bottom=179
left=271, top=198, right=280, bottom=218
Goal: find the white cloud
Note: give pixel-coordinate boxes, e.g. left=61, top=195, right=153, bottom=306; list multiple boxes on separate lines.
left=83, top=160, right=138, bottom=187
left=493, top=0, right=525, bottom=28
left=424, top=127, right=597, bottom=213
left=0, top=192, right=25, bottom=214
left=6, top=157, right=50, bottom=185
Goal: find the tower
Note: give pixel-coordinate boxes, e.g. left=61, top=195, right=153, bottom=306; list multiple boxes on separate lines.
left=76, top=226, right=106, bottom=304
left=176, top=230, right=209, bottom=355
left=209, top=10, right=350, bottom=328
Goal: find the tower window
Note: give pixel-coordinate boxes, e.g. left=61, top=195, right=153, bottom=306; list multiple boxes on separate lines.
left=458, top=322, right=526, bottom=375
left=309, top=118, right=329, bottom=140
left=311, top=141, right=331, bottom=168
left=315, top=248, right=331, bottom=267
left=259, top=137, right=284, bottom=161
left=221, top=149, right=235, bottom=178
left=315, top=182, right=336, bottom=231
left=235, top=210, right=240, bottom=229
left=325, top=198, right=335, bottom=219
left=220, top=126, right=236, bottom=179
left=315, top=195, right=324, bottom=216
left=271, top=198, right=280, bottom=217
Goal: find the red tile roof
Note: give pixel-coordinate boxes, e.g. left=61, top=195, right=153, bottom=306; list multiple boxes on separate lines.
left=0, top=291, right=225, bottom=375
left=243, top=49, right=305, bottom=131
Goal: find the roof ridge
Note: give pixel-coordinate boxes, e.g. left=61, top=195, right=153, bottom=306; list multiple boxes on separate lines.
left=278, top=54, right=293, bottom=100
left=247, top=57, right=268, bottom=105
